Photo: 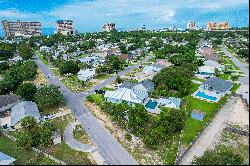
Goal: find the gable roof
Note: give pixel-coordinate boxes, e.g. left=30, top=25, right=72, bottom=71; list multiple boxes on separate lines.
left=140, top=79, right=155, bottom=91
left=0, top=94, right=21, bottom=109
left=11, top=101, right=41, bottom=126
left=203, top=77, right=233, bottom=93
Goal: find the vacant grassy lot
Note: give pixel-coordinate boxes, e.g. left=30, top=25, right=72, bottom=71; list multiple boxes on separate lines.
left=0, top=136, right=57, bottom=165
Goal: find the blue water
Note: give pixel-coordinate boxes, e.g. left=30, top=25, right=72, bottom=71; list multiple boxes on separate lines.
left=145, top=100, right=158, bottom=109
left=195, top=91, right=217, bottom=101
left=198, top=72, right=213, bottom=76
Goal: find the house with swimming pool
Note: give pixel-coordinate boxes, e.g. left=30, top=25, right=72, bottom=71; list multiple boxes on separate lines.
left=195, top=65, right=215, bottom=78
left=193, top=77, right=233, bottom=103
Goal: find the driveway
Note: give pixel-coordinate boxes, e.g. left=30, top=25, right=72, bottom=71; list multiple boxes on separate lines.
left=34, top=55, right=153, bottom=165
left=221, top=47, right=249, bottom=104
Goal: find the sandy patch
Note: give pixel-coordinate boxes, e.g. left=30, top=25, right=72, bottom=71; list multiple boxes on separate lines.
left=84, top=101, right=163, bottom=165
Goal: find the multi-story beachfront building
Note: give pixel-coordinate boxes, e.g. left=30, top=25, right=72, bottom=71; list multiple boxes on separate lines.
left=207, top=22, right=230, bottom=30
left=55, top=20, right=75, bottom=35
left=187, top=21, right=198, bottom=30
left=1, top=20, right=42, bottom=37
left=103, top=23, right=116, bottom=32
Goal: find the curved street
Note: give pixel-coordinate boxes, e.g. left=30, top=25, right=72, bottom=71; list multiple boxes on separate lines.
left=34, top=55, right=152, bottom=165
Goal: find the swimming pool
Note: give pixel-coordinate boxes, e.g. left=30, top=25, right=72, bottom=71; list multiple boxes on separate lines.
left=195, top=91, right=217, bottom=101
left=145, top=100, right=158, bottom=109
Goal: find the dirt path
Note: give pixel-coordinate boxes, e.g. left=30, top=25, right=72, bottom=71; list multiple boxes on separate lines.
left=178, top=96, right=239, bottom=165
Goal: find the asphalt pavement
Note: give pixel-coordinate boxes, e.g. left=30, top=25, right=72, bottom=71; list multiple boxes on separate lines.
left=34, top=55, right=152, bottom=165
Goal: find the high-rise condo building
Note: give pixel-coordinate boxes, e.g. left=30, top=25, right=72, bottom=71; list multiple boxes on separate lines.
left=55, top=20, right=76, bottom=35
left=207, top=22, right=230, bottom=30
left=1, top=20, right=42, bottom=37
left=187, top=21, right=198, bottom=30
left=103, top=23, right=116, bottom=32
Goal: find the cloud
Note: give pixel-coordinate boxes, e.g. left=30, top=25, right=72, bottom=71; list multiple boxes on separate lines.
left=0, top=9, right=42, bottom=20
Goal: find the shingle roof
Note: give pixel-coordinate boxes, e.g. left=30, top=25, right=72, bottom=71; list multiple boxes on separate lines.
left=120, top=81, right=137, bottom=89
left=0, top=94, right=21, bottom=109
left=11, top=101, right=41, bottom=126
left=140, top=79, right=155, bottom=91
left=203, top=77, right=233, bottom=93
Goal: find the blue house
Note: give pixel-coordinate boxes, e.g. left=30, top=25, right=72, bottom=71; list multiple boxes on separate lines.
left=191, top=110, right=205, bottom=121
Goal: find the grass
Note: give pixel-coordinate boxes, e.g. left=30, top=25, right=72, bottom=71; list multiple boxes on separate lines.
left=181, top=83, right=230, bottom=146
left=36, top=51, right=49, bottom=65
left=62, top=75, right=95, bottom=93
left=43, top=142, right=92, bottom=165
left=44, top=114, right=93, bottom=165
left=101, top=87, right=115, bottom=91
left=226, top=46, right=246, bottom=63
left=94, top=74, right=111, bottom=80
left=217, top=73, right=231, bottom=80
left=231, top=83, right=241, bottom=93
left=192, top=77, right=205, bottom=82
left=157, top=135, right=180, bottom=165
left=73, top=124, right=91, bottom=144
left=40, top=103, right=67, bottom=116
left=0, top=136, right=57, bottom=165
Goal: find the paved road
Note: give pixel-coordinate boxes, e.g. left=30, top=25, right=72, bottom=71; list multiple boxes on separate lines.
left=34, top=55, right=152, bottom=165
left=221, top=47, right=249, bottom=104
left=178, top=96, right=238, bottom=165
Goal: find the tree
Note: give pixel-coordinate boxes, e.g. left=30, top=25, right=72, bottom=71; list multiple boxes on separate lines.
left=34, top=84, right=64, bottom=110
left=191, top=145, right=244, bottom=165
left=0, top=62, right=9, bottom=71
left=20, top=61, right=38, bottom=81
left=115, top=76, right=123, bottom=84
left=16, top=83, right=37, bottom=101
left=231, top=75, right=239, bottom=82
left=59, top=60, right=80, bottom=75
left=0, top=43, right=15, bottom=60
left=153, top=66, right=194, bottom=97
left=18, top=44, right=34, bottom=60
left=39, top=122, right=54, bottom=147
left=16, top=130, right=33, bottom=149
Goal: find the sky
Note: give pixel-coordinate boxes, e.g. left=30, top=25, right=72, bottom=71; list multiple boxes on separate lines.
left=0, top=0, right=249, bottom=35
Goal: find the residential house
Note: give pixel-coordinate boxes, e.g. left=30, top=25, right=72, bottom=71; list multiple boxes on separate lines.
left=204, top=60, right=225, bottom=71
left=105, top=83, right=149, bottom=105
left=77, top=68, right=96, bottom=81
left=0, top=152, right=16, bottom=165
left=8, top=56, right=23, bottom=63
left=10, top=101, right=40, bottom=129
left=39, top=46, right=51, bottom=53
left=157, top=97, right=181, bottom=109
left=0, top=94, right=21, bottom=112
left=196, top=65, right=215, bottom=78
left=193, top=77, right=233, bottom=102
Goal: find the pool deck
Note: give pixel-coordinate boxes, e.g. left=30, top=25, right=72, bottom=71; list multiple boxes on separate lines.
left=192, top=90, right=221, bottom=103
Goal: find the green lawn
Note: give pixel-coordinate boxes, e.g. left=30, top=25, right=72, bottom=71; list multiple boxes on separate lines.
left=62, top=75, right=95, bottom=93
left=0, top=136, right=57, bottom=165
left=40, top=103, right=67, bottom=116
left=192, top=77, right=205, bottom=82
left=231, top=83, right=241, bottom=93
left=217, top=73, right=231, bottom=80
left=94, top=74, right=111, bottom=80
left=43, top=142, right=92, bottom=165
left=181, top=85, right=230, bottom=146
left=73, top=124, right=91, bottom=144
left=101, top=87, right=115, bottom=91
left=44, top=114, right=93, bottom=165
left=36, top=51, right=49, bottom=65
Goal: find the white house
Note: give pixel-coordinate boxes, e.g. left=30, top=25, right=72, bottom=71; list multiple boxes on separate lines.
left=204, top=60, right=225, bottom=71
left=157, top=97, right=181, bottom=109
left=39, top=46, right=51, bottom=52
left=77, top=68, right=96, bottom=81
left=195, top=65, right=215, bottom=78
left=104, top=83, right=149, bottom=105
